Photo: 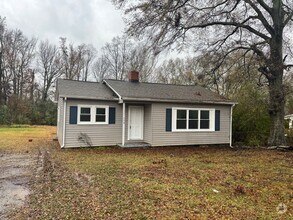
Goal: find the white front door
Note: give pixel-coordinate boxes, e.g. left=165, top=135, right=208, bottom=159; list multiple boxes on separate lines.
left=128, top=106, right=144, bottom=140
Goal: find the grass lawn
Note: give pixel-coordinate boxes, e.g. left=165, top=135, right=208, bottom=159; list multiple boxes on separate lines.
left=1, top=126, right=292, bottom=219
left=0, top=125, right=56, bottom=152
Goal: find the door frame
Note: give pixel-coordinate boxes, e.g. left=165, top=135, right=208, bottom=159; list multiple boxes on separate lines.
left=128, top=106, right=144, bottom=140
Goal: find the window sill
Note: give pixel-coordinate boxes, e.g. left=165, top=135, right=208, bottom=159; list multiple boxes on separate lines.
left=76, top=122, right=109, bottom=125
left=171, top=129, right=214, bottom=132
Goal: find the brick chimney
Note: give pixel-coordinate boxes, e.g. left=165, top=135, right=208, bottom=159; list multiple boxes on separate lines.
left=128, top=70, right=139, bottom=82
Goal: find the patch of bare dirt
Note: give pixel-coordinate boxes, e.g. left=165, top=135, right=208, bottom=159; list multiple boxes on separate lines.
left=0, top=153, right=36, bottom=219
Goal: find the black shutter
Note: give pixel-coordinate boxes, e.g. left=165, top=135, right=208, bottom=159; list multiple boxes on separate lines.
left=166, top=108, right=172, bottom=132
left=69, top=106, right=78, bottom=124
left=109, top=107, right=116, bottom=124
left=215, top=110, right=220, bottom=131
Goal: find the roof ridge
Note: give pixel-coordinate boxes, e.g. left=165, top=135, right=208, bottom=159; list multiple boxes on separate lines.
left=104, top=79, right=205, bottom=88
left=58, top=78, right=101, bottom=84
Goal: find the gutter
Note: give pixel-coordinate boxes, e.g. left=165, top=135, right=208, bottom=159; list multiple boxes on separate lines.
left=102, top=80, right=123, bottom=103
left=61, top=97, right=67, bottom=148
left=59, top=95, right=119, bottom=101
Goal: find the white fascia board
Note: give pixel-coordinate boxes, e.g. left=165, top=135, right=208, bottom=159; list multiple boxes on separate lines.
left=102, top=80, right=123, bottom=103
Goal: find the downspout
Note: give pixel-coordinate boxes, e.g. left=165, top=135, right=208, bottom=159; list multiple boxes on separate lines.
left=61, top=97, right=67, bottom=148
left=102, top=80, right=125, bottom=146
left=122, top=102, right=126, bottom=147
left=230, top=104, right=235, bottom=148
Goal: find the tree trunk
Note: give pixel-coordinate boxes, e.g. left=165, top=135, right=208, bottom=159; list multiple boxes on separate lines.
left=267, top=30, right=286, bottom=146
left=267, top=0, right=286, bottom=146
left=30, top=69, right=34, bottom=103
left=268, top=74, right=286, bottom=146
left=0, top=51, right=3, bottom=105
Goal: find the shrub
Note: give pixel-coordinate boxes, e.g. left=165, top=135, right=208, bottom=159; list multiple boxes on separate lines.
left=232, top=83, right=271, bottom=146
left=0, top=105, right=11, bottom=125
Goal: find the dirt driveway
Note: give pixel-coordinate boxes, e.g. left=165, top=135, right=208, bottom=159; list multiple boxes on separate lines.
left=0, top=153, right=36, bottom=219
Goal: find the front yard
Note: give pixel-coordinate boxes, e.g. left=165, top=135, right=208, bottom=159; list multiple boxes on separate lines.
left=0, top=126, right=292, bottom=219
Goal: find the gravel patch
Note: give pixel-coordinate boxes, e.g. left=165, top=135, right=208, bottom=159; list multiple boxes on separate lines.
left=0, top=153, right=35, bottom=219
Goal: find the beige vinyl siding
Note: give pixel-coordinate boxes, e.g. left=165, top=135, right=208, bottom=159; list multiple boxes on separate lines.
left=62, top=98, right=231, bottom=148
left=144, top=104, right=152, bottom=144
left=57, top=97, right=64, bottom=145
left=151, top=103, right=231, bottom=146
left=64, top=99, right=122, bottom=148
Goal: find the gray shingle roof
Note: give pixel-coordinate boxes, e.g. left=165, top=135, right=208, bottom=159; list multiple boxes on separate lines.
left=104, top=79, right=232, bottom=104
left=56, top=79, right=116, bottom=100
left=56, top=78, right=233, bottom=104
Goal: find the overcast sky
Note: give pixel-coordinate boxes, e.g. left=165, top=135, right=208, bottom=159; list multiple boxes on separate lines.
left=0, top=0, right=125, bottom=49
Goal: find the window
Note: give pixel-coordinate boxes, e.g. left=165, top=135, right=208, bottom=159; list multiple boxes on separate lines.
left=80, top=107, right=91, bottom=122
left=96, top=107, right=106, bottom=122
left=200, top=110, right=209, bottom=129
left=172, top=108, right=214, bottom=131
left=176, top=110, right=187, bottom=129
left=78, top=105, right=108, bottom=124
left=189, top=110, right=198, bottom=129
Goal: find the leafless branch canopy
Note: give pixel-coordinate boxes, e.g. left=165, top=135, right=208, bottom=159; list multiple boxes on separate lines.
left=114, top=0, right=293, bottom=78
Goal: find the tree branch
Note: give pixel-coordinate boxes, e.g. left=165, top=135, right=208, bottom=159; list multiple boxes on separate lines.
left=256, top=0, right=272, bottom=15
left=244, top=0, right=274, bottom=35
left=184, top=20, right=270, bottom=41
left=284, top=11, right=293, bottom=26
left=285, top=64, right=293, bottom=70
left=188, top=0, right=230, bottom=11
left=211, top=26, right=240, bottom=51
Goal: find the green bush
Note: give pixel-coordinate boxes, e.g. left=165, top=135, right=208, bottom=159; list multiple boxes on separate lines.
left=232, top=83, right=271, bottom=146
left=30, top=100, right=57, bottom=125
left=1, top=96, right=57, bottom=126
left=0, top=105, right=12, bottom=125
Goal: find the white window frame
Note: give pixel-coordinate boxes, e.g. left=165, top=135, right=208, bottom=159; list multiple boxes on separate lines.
left=172, top=107, right=215, bottom=132
left=77, top=105, right=109, bottom=125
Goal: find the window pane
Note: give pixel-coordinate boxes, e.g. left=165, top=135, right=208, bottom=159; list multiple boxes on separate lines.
left=189, top=119, right=198, bottom=129
left=189, top=110, right=198, bottom=119
left=80, top=115, right=91, bottom=122
left=200, top=120, right=209, bottom=129
left=96, top=115, right=106, bottom=122
left=176, top=120, right=186, bottom=129
left=177, top=110, right=186, bottom=119
left=81, top=107, right=90, bottom=114
left=201, top=111, right=209, bottom=119
left=96, top=108, right=105, bottom=114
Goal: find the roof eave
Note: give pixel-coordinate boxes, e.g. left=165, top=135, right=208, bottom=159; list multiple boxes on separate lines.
left=58, top=95, right=119, bottom=101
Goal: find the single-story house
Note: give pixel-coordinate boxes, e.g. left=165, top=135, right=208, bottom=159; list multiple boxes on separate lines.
left=55, top=71, right=236, bottom=148
left=285, top=114, right=293, bottom=128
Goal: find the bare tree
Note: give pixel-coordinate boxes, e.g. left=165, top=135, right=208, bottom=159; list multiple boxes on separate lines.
left=60, top=37, right=82, bottom=80
left=97, top=35, right=157, bottom=82
left=114, top=0, right=293, bottom=146
left=92, top=55, right=110, bottom=82
left=59, top=38, right=96, bottom=81
left=128, top=44, right=157, bottom=82
left=156, top=58, right=187, bottom=84
left=102, top=36, right=131, bottom=80
left=4, top=29, right=36, bottom=97
left=80, top=44, right=96, bottom=81
left=38, top=40, right=62, bottom=101
left=0, top=17, right=6, bottom=105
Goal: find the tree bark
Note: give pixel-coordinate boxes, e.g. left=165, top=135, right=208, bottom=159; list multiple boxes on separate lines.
left=0, top=50, right=3, bottom=105
left=268, top=74, right=286, bottom=146
left=267, top=0, right=286, bottom=146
